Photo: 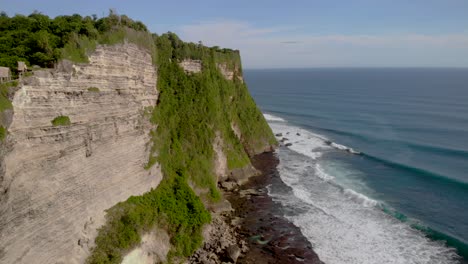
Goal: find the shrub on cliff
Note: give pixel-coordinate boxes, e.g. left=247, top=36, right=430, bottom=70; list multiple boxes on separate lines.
left=0, top=81, right=18, bottom=142
left=87, top=87, right=100, bottom=92
left=88, top=178, right=210, bottom=263
left=0, top=81, right=16, bottom=113
left=51, top=115, right=71, bottom=126
left=0, top=126, right=6, bottom=141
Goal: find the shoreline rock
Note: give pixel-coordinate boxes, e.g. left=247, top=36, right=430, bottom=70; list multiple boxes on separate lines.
left=190, top=151, right=322, bottom=264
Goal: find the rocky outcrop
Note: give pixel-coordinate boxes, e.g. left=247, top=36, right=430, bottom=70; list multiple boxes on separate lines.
left=179, top=59, right=202, bottom=73
left=217, top=63, right=243, bottom=82
left=230, top=121, right=275, bottom=156
left=228, top=165, right=260, bottom=185
left=230, top=122, right=242, bottom=140
left=0, top=43, right=162, bottom=264
left=121, top=228, right=171, bottom=264
left=213, top=132, right=228, bottom=182
left=188, top=215, right=248, bottom=264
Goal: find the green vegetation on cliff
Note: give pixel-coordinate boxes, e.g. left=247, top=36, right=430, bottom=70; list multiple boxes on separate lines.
left=88, top=178, right=210, bottom=263
left=0, top=11, right=148, bottom=74
left=0, top=83, right=13, bottom=113
left=0, top=126, right=6, bottom=141
left=51, top=115, right=71, bottom=126
left=87, top=87, right=100, bottom=92
left=0, top=81, right=17, bottom=113
left=0, top=81, right=18, bottom=141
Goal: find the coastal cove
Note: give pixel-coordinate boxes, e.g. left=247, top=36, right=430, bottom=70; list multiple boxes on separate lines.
left=246, top=68, right=468, bottom=264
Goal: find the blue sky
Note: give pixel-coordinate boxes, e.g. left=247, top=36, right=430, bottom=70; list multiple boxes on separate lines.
left=2, top=0, right=468, bottom=68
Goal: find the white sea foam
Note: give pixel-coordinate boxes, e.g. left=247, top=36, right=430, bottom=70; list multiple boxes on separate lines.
left=315, top=163, right=335, bottom=181
left=264, top=115, right=459, bottom=264
left=330, top=142, right=361, bottom=154
left=265, top=113, right=362, bottom=156
left=263, top=113, right=286, bottom=122
left=343, top=188, right=379, bottom=207
left=269, top=121, right=330, bottom=160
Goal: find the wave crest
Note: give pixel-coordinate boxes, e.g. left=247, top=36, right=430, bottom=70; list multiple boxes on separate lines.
left=343, top=188, right=379, bottom=207
left=263, top=113, right=285, bottom=122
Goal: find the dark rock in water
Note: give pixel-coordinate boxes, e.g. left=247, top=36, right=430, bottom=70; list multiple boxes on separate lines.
left=275, top=133, right=283, bottom=137
left=220, top=181, right=238, bottom=191
left=285, top=143, right=293, bottom=147
left=229, top=166, right=260, bottom=185
left=225, top=152, right=323, bottom=264
left=281, top=137, right=289, bottom=142
left=208, top=199, right=233, bottom=213
left=324, top=140, right=332, bottom=145
left=296, top=133, right=301, bottom=136
left=286, top=132, right=290, bottom=135
left=226, top=244, right=241, bottom=263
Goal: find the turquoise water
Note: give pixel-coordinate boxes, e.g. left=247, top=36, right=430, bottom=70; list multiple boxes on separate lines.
left=245, top=68, right=468, bottom=263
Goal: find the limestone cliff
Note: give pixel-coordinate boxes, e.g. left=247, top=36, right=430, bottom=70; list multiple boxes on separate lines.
left=0, top=43, right=162, bottom=264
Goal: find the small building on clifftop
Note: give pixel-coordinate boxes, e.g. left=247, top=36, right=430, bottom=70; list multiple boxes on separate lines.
left=0, top=66, right=11, bottom=83
left=17, top=61, right=27, bottom=77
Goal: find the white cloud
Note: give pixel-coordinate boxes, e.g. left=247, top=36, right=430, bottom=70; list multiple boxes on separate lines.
left=177, top=20, right=468, bottom=68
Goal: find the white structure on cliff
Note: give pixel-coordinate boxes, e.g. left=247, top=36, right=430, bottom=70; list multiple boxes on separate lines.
left=0, top=66, right=11, bottom=83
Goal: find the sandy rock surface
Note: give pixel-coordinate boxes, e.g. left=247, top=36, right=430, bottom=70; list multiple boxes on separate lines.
left=0, top=43, right=161, bottom=264
left=179, top=59, right=202, bottom=73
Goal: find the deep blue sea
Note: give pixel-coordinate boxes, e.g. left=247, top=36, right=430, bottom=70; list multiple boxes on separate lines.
left=244, top=68, right=468, bottom=264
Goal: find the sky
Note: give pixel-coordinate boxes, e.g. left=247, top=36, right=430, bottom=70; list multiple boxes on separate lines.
left=2, top=0, right=468, bottom=68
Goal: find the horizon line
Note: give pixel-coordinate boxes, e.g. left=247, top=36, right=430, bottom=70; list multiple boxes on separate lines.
left=243, top=66, right=468, bottom=70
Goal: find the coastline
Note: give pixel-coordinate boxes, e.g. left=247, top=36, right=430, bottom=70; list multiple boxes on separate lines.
left=190, top=151, right=322, bottom=263
left=227, top=151, right=322, bottom=263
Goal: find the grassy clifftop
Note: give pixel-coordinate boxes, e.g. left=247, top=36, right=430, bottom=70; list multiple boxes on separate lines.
left=0, top=11, right=148, bottom=72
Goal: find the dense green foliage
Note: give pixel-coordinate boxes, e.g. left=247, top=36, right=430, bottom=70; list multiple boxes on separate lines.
left=0, top=81, right=18, bottom=142
left=51, top=115, right=71, bottom=126
left=87, top=87, right=100, bottom=92
left=149, top=32, right=275, bottom=175
left=0, top=11, right=148, bottom=75
left=88, top=178, right=210, bottom=263
left=61, top=27, right=156, bottom=64
left=0, top=126, right=6, bottom=141
left=0, top=81, right=16, bottom=113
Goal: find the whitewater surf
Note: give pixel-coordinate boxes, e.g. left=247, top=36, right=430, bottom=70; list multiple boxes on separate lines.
left=264, top=113, right=461, bottom=264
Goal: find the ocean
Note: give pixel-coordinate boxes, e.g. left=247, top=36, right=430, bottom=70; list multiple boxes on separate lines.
left=244, top=68, right=468, bottom=264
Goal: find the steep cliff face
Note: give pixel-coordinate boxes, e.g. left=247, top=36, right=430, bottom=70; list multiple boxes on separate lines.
left=0, top=28, right=276, bottom=263
left=0, top=43, right=162, bottom=264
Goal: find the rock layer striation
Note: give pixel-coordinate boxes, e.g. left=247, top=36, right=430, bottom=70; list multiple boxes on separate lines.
left=0, top=43, right=162, bottom=264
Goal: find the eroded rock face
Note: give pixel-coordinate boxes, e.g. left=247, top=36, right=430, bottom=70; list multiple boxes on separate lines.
left=213, top=132, right=228, bottom=182
left=217, top=63, right=243, bottom=82
left=179, top=59, right=202, bottom=73
left=122, top=229, right=170, bottom=264
left=0, top=43, right=161, bottom=264
left=188, top=215, right=247, bottom=264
